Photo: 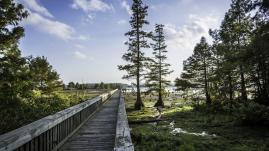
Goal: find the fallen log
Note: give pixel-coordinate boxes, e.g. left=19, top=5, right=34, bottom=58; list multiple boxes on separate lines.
left=128, top=119, right=163, bottom=124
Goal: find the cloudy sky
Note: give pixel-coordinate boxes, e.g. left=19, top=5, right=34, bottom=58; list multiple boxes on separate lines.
left=17, top=0, right=231, bottom=84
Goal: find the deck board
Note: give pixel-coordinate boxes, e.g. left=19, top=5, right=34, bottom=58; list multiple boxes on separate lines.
left=59, top=92, right=119, bottom=151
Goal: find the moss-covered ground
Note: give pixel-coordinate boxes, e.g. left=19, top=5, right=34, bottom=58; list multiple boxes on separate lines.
left=125, top=93, right=269, bottom=151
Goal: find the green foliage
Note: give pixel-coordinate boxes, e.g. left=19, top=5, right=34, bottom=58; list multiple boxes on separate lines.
left=145, top=24, right=173, bottom=107
left=67, top=81, right=75, bottom=89
left=0, top=0, right=30, bottom=106
left=237, top=101, right=269, bottom=126
left=29, top=56, right=62, bottom=94
left=175, top=0, right=269, bottom=112
left=118, top=0, right=151, bottom=110
left=176, top=37, right=212, bottom=105
left=66, top=82, right=121, bottom=90
left=0, top=0, right=28, bottom=50
left=0, top=0, right=102, bottom=135
left=0, top=90, right=100, bottom=134
left=179, top=143, right=195, bottom=151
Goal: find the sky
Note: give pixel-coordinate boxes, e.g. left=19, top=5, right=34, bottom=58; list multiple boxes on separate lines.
left=17, top=0, right=231, bottom=84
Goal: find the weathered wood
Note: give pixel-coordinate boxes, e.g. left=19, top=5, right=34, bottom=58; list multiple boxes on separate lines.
left=0, top=89, right=117, bottom=151
left=59, top=91, right=120, bottom=151
left=114, top=93, right=134, bottom=151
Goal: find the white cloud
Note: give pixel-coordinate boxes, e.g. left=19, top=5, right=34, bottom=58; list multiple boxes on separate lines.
left=162, top=14, right=221, bottom=81
left=87, top=14, right=95, bottom=20
left=76, top=35, right=91, bottom=41
left=121, top=0, right=132, bottom=15
left=71, top=0, right=113, bottom=13
left=179, top=0, right=193, bottom=5
left=23, top=10, right=90, bottom=41
left=74, top=51, right=88, bottom=60
left=117, top=19, right=127, bottom=25
left=23, top=11, right=75, bottom=40
left=164, top=14, right=219, bottom=52
left=20, top=0, right=53, bottom=18
left=74, top=44, right=85, bottom=49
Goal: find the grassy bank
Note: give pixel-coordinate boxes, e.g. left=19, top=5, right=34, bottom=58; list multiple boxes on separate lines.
left=125, top=93, right=269, bottom=151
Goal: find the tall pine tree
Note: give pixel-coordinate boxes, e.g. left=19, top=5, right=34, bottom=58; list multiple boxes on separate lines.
left=176, top=37, right=213, bottom=105
left=0, top=0, right=29, bottom=105
left=118, top=0, right=151, bottom=110
left=145, top=24, right=173, bottom=107
left=229, top=0, right=253, bottom=101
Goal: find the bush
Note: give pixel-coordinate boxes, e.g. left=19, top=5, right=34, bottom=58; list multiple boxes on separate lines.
left=179, top=143, right=195, bottom=151
left=237, top=101, right=269, bottom=126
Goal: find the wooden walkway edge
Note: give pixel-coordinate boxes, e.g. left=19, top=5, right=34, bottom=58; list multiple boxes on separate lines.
left=0, top=89, right=133, bottom=151
left=59, top=91, right=120, bottom=151
left=114, top=94, right=134, bottom=151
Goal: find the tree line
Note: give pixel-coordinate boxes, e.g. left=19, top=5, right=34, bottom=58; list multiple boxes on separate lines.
left=66, top=82, right=122, bottom=90
left=175, top=0, right=269, bottom=125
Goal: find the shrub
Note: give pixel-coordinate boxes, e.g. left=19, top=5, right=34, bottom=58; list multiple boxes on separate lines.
left=237, top=101, right=269, bottom=126
left=179, top=143, right=195, bottom=151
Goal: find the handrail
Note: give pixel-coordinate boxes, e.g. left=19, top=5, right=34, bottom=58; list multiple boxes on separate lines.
left=0, top=89, right=118, bottom=151
left=114, top=91, right=134, bottom=151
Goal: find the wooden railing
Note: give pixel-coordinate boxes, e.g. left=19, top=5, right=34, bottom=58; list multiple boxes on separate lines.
left=0, top=89, right=118, bottom=151
left=114, top=91, right=134, bottom=151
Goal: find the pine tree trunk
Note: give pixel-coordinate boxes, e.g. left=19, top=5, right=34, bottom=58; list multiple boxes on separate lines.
left=237, top=13, right=247, bottom=102
left=228, top=73, right=233, bottom=101
left=155, top=88, right=164, bottom=107
left=154, top=42, right=164, bottom=107
left=134, top=11, right=143, bottom=110
left=204, top=58, right=211, bottom=105
left=228, top=73, right=233, bottom=111
left=239, top=65, right=248, bottom=101
left=261, top=60, right=269, bottom=105
left=135, top=77, right=143, bottom=110
left=256, top=63, right=263, bottom=101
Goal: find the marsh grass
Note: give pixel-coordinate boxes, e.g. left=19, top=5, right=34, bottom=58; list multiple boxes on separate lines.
left=125, top=93, right=269, bottom=151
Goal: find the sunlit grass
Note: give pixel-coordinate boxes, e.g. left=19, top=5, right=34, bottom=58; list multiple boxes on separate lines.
left=125, top=93, right=269, bottom=151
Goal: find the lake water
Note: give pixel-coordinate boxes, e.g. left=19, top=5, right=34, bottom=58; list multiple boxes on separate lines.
left=125, top=86, right=177, bottom=92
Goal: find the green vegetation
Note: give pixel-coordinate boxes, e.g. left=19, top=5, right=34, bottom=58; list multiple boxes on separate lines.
left=118, top=0, right=151, bottom=110
left=174, top=0, right=269, bottom=127
left=0, top=89, right=102, bottom=134
left=123, top=1, right=269, bottom=150
left=1, top=0, right=269, bottom=150
left=66, top=82, right=122, bottom=90
left=0, top=0, right=111, bottom=135
left=125, top=93, right=269, bottom=151
left=145, top=24, right=173, bottom=107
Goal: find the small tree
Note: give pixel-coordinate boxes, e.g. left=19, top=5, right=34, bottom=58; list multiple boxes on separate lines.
left=99, top=82, right=104, bottom=89
left=118, top=0, right=151, bottom=110
left=176, top=37, right=213, bottom=105
left=145, top=24, right=173, bottom=107
left=68, top=82, right=75, bottom=89
left=29, top=56, right=62, bottom=94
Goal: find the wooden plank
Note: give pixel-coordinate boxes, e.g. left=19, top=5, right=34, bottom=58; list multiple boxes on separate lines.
left=59, top=91, right=120, bottom=151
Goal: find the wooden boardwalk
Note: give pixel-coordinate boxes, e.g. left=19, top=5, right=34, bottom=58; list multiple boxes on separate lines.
left=59, top=92, right=120, bottom=151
